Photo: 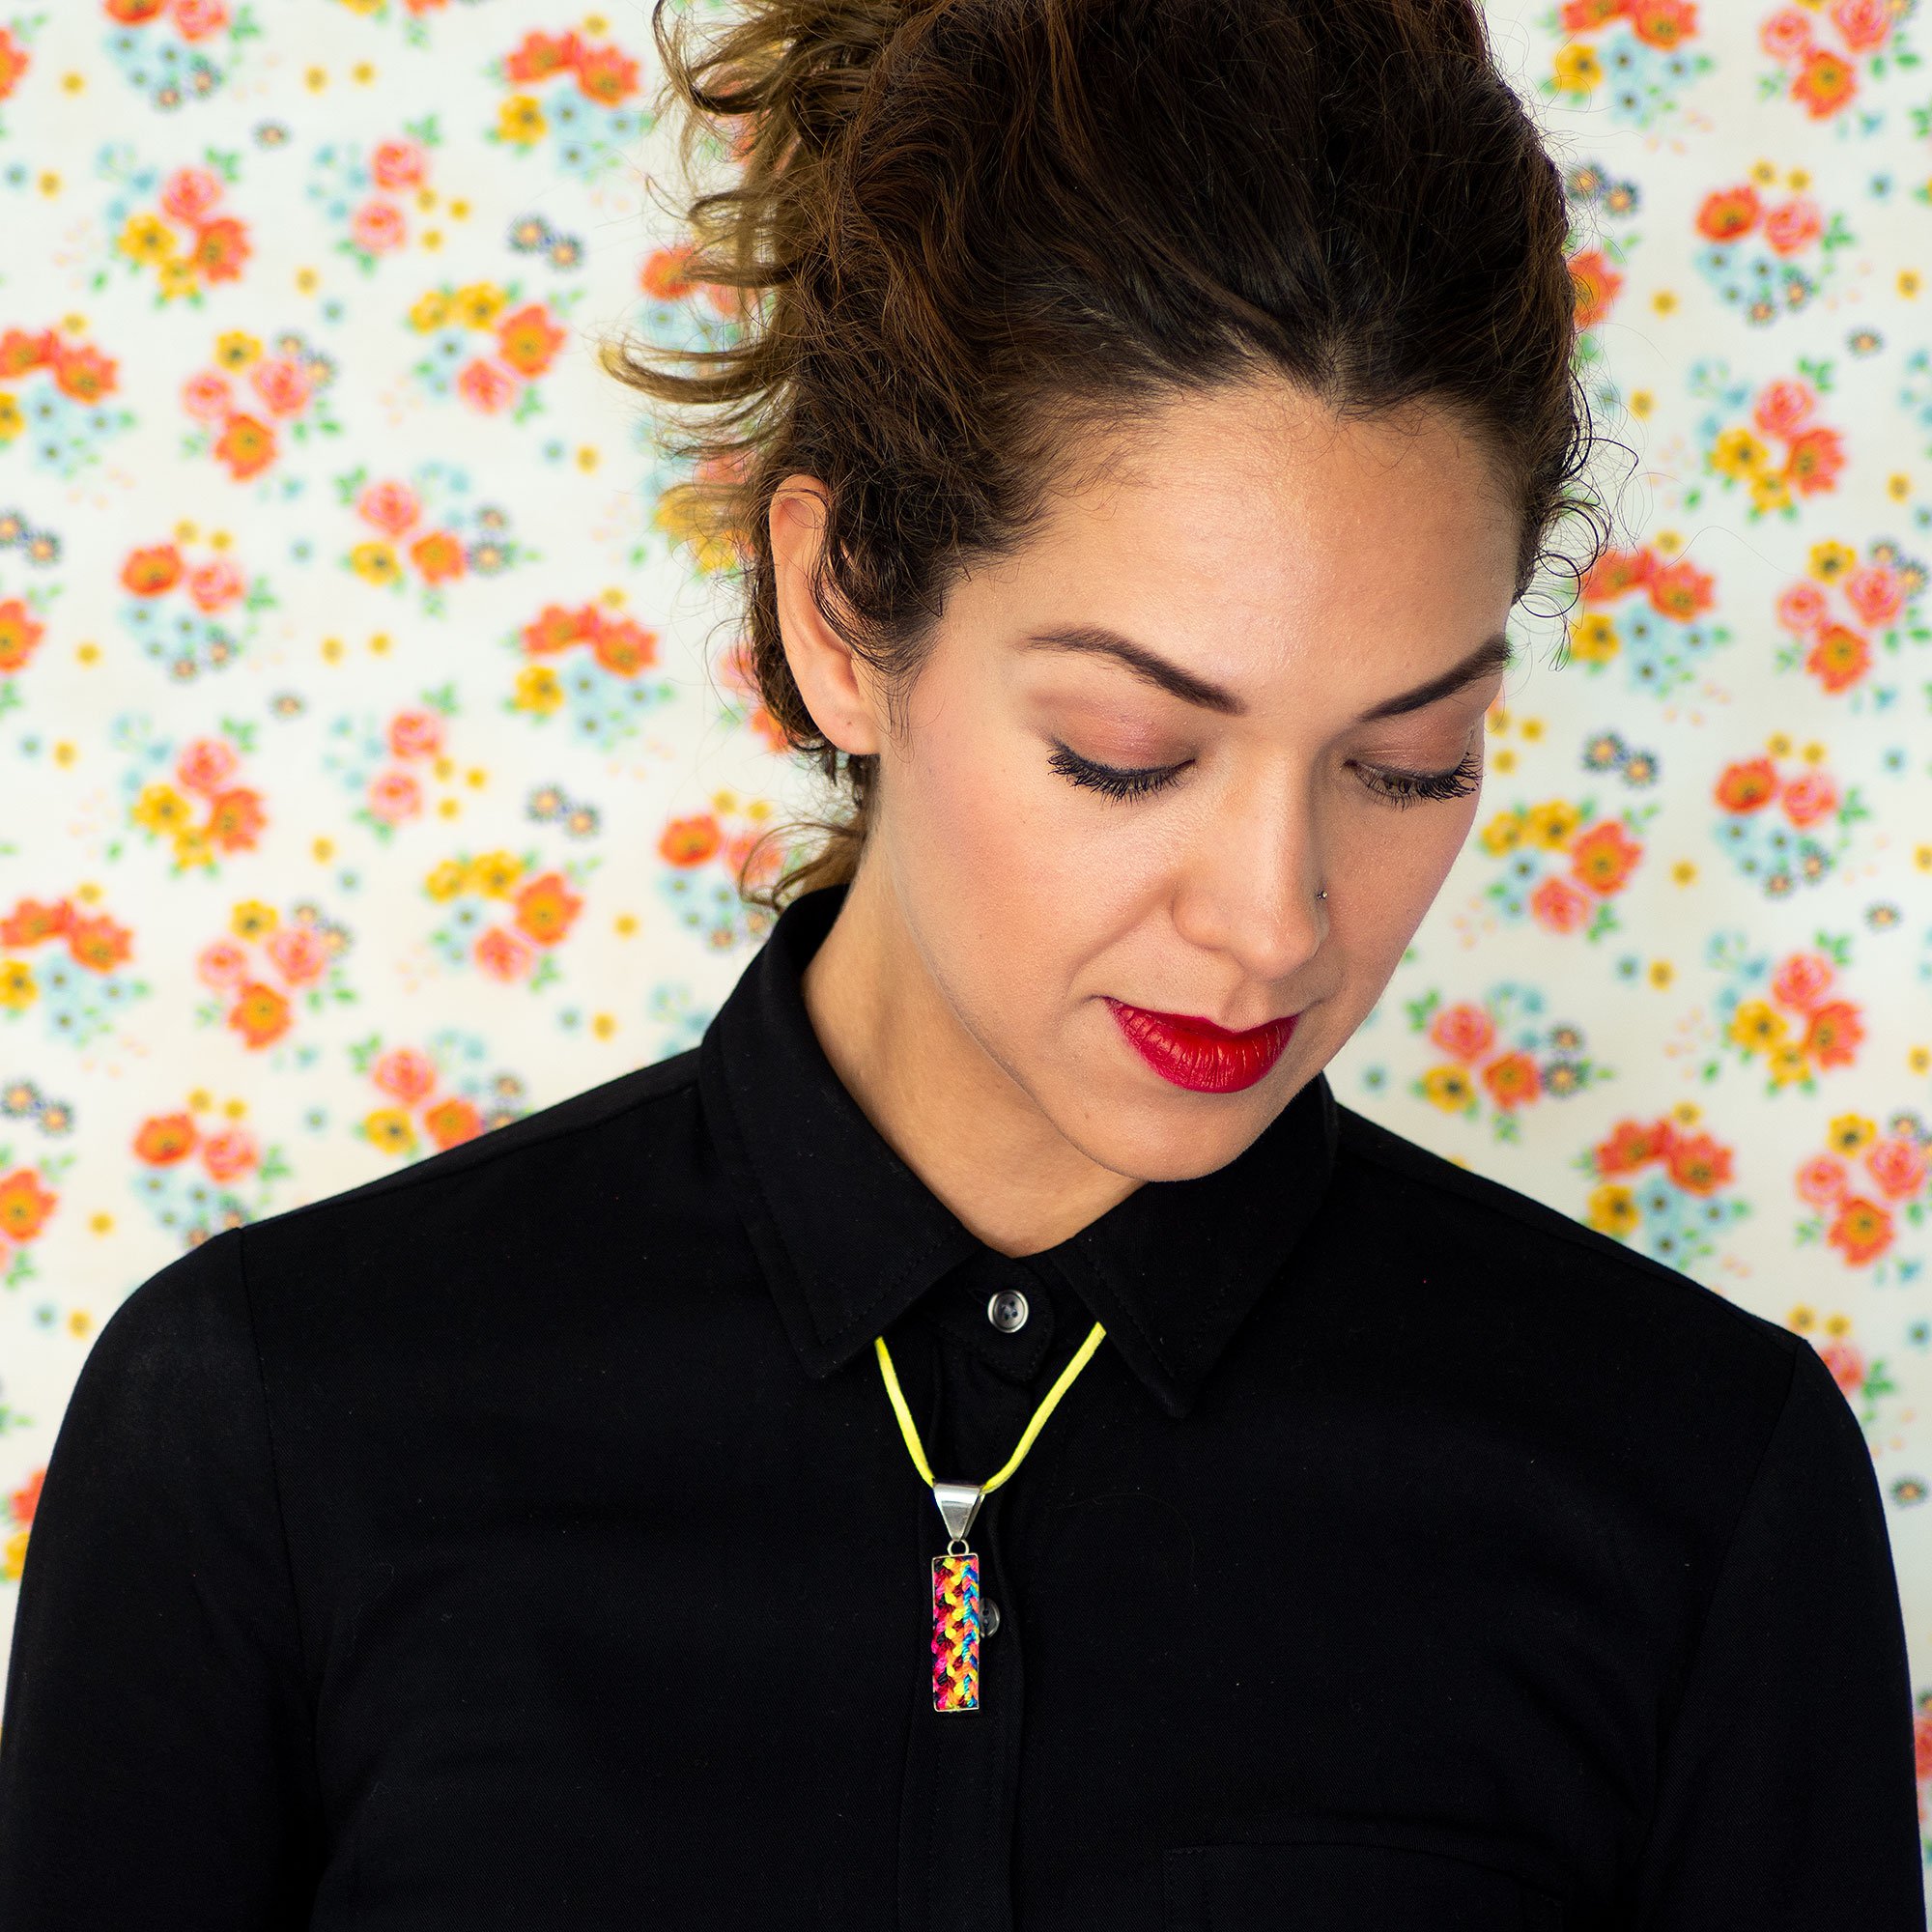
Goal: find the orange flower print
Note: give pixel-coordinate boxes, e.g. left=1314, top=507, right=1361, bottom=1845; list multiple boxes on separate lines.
left=1480, top=1052, right=1540, bottom=1111
left=1792, top=43, right=1857, bottom=118
left=1568, top=820, right=1641, bottom=895
left=1801, top=999, right=1863, bottom=1069
left=410, top=530, right=466, bottom=583
left=1715, top=757, right=1777, bottom=812
left=1629, top=0, right=1695, bottom=49
left=1826, top=1197, right=1891, bottom=1265
left=1595, top=1118, right=1666, bottom=1176
left=424, top=1096, right=483, bottom=1149
left=512, top=871, right=582, bottom=946
left=0, top=1167, right=57, bottom=1242
left=0, top=896, right=71, bottom=947
left=1696, top=185, right=1760, bottom=242
left=0, top=598, right=45, bottom=673
left=1664, top=1131, right=1732, bottom=1195
left=192, top=217, right=252, bottom=285
left=0, top=27, right=29, bottom=100
left=660, top=815, right=723, bottom=867
left=50, top=340, right=117, bottom=404
left=497, top=303, right=565, bottom=378
left=134, top=1112, right=198, bottom=1165
left=591, top=616, right=656, bottom=676
left=206, top=785, right=268, bottom=852
left=214, top=412, right=277, bottom=481
left=504, top=29, right=585, bottom=84
left=65, top=913, right=133, bottom=973
left=228, top=980, right=292, bottom=1049
left=122, top=544, right=186, bottom=596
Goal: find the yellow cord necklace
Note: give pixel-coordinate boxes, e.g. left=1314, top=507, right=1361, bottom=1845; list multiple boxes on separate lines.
left=874, top=1319, right=1107, bottom=1713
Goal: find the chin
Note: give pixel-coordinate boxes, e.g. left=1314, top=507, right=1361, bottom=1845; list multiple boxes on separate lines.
left=1050, top=1077, right=1289, bottom=1185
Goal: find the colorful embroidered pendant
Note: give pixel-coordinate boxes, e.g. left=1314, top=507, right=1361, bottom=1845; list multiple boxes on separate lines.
left=930, top=1481, right=984, bottom=1714
left=931, top=1548, right=981, bottom=1712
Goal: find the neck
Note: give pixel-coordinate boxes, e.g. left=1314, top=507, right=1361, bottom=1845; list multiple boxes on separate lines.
left=799, top=861, right=1140, bottom=1257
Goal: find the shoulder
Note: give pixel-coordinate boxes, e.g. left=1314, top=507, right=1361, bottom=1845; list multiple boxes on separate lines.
left=239, top=1043, right=705, bottom=1259
left=1323, top=1098, right=1807, bottom=1475
left=211, top=1046, right=725, bottom=1372
left=1332, top=1096, right=1797, bottom=1360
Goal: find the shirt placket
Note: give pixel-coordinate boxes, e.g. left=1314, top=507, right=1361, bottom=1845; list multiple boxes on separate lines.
left=893, top=1260, right=1053, bottom=1932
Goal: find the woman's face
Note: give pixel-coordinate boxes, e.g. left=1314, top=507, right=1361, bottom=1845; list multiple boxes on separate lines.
left=774, top=377, right=1520, bottom=1186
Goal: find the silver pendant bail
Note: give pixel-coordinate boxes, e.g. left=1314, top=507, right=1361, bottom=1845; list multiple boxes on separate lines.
left=932, top=1481, right=984, bottom=1544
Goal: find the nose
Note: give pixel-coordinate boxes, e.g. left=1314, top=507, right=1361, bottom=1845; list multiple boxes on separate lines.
left=1168, top=767, right=1327, bottom=983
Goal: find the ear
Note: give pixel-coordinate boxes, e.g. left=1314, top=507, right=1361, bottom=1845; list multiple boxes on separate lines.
left=769, top=474, right=885, bottom=757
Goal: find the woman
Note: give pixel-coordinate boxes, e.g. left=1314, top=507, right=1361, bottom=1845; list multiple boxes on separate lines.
left=0, top=0, right=1920, bottom=1925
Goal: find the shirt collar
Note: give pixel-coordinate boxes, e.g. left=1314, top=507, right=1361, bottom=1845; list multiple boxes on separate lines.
left=696, top=883, right=1339, bottom=1418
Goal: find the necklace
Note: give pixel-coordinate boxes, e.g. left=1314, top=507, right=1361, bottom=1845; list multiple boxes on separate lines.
left=874, top=1319, right=1108, bottom=1713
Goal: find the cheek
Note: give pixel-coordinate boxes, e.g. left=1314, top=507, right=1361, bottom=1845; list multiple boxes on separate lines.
left=1332, top=791, right=1482, bottom=974
left=882, top=704, right=1157, bottom=1013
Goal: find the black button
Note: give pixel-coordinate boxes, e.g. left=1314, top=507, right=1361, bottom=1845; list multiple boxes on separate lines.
left=982, top=1598, right=1002, bottom=1637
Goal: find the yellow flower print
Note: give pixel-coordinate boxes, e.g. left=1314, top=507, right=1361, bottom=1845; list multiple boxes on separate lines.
left=1711, top=428, right=1769, bottom=477
left=156, top=259, right=200, bottom=302
left=1828, top=1112, right=1876, bottom=1153
left=1748, top=470, right=1793, bottom=515
left=1565, top=612, right=1619, bottom=664
left=173, top=824, right=215, bottom=869
left=1523, top=799, right=1580, bottom=850
left=1420, top=1065, right=1473, bottom=1111
left=3, top=1526, right=26, bottom=1583
left=364, top=1108, right=416, bottom=1155
left=1806, top=541, right=1857, bottom=583
left=0, top=393, right=21, bottom=443
left=1586, top=1184, right=1637, bottom=1237
left=1727, top=1000, right=1786, bottom=1052
left=424, top=859, right=469, bottom=901
left=513, top=665, right=563, bottom=715
left=409, top=290, right=452, bottom=332
left=1478, top=811, right=1522, bottom=857
left=214, top=330, right=262, bottom=370
left=349, top=541, right=401, bottom=586
left=452, top=281, right=506, bottom=328
left=1551, top=44, right=1601, bottom=92
left=230, top=899, right=278, bottom=940
left=497, top=96, right=547, bottom=145
left=0, top=959, right=37, bottom=1010
left=118, top=213, right=176, bottom=265
left=1767, top=1043, right=1809, bottom=1089
left=133, top=782, right=193, bottom=833
left=469, top=849, right=524, bottom=896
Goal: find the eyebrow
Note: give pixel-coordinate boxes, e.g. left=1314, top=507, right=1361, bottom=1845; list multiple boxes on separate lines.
left=1019, top=624, right=1516, bottom=723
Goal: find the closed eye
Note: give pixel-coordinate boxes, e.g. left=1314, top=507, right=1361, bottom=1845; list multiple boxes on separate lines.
left=1047, top=741, right=1484, bottom=807
left=1047, top=743, right=1190, bottom=802
left=1353, top=747, right=1484, bottom=807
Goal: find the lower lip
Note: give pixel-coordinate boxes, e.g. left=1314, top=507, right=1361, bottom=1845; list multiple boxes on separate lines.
left=1103, top=998, right=1298, bottom=1094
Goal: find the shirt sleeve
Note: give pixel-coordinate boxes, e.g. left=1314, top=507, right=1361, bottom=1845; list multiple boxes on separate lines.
left=1633, top=1330, right=1926, bottom=1930
left=0, top=1225, right=323, bottom=1927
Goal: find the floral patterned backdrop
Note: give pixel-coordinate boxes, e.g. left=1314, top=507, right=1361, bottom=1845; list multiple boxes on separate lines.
left=1, top=0, right=1930, bottom=1888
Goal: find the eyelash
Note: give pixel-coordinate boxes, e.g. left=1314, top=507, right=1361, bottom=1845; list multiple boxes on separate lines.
left=1046, top=743, right=1485, bottom=808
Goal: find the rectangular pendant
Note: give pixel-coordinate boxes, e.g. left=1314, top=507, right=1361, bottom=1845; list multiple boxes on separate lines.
left=931, top=1549, right=981, bottom=1713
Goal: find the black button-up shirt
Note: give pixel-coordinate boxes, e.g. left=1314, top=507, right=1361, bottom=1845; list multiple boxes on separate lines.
left=0, top=882, right=1922, bottom=1929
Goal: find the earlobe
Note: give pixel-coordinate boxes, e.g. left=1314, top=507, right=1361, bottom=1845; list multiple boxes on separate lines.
left=769, top=476, right=883, bottom=757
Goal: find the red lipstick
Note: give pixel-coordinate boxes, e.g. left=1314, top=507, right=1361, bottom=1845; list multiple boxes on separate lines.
left=1103, top=998, right=1297, bottom=1094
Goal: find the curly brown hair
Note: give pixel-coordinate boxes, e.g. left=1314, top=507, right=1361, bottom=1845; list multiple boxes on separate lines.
left=599, top=0, right=1611, bottom=906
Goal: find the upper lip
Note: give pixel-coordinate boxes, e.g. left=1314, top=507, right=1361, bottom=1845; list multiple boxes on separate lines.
left=1105, top=998, right=1300, bottom=1037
